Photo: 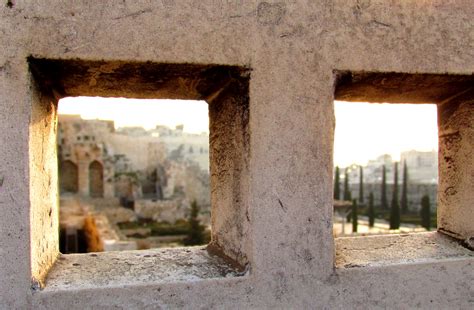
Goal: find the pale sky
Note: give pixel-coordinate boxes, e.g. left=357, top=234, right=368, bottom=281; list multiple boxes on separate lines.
left=58, top=97, right=438, bottom=167
left=334, top=101, right=438, bottom=167
left=59, top=97, right=210, bottom=134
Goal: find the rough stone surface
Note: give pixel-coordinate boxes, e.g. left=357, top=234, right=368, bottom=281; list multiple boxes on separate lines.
left=29, top=66, right=60, bottom=290
left=438, top=90, right=474, bottom=245
left=335, top=72, right=474, bottom=103
left=44, top=247, right=245, bottom=291
left=0, top=1, right=473, bottom=309
left=336, top=231, right=474, bottom=268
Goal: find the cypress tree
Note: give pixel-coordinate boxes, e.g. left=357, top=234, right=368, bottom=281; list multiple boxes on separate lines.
left=390, top=162, right=400, bottom=230
left=352, top=199, right=358, bottom=233
left=344, top=169, right=352, bottom=223
left=401, top=160, right=409, bottom=214
left=420, top=195, right=431, bottom=231
left=359, top=166, right=364, bottom=204
left=381, top=165, right=388, bottom=210
left=334, top=166, right=341, bottom=200
left=343, top=169, right=351, bottom=201
left=183, top=200, right=205, bottom=246
left=368, top=192, right=375, bottom=228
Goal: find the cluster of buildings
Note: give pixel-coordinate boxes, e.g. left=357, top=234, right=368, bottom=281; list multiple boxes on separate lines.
left=57, top=114, right=211, bottom=223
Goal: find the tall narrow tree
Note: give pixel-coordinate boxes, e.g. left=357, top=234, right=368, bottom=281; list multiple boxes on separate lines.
left=381, top=165, right=388, bottom=210
left=401, top=160, right=409, bottom=214
left=390, top=162, right=400, bottom=229
left=420, top=195, right=431, bottom=231
left=352, top=199, right=358, bottom=233
left=359, top=166, right=364, bottom=204
left=184, top=200, right=205, bottom=246
left=344, top=169, right=352, bottom=222
left=368, top=192, right=375, bottom=227
left=343, top=169, right=351, bottom=201
left=334, top=166, right=341, bottom=200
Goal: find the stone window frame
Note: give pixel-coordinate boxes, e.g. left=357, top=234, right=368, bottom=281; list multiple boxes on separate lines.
left=333, top=71, right=474, bottom=265
left=28, top=57, right=252, bottom=288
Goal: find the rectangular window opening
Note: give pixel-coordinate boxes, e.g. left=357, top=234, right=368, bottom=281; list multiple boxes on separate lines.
left=333, top=71, right=474, bottom=268
left=333, top=101, right=438, bottom=237
left=28, top=58, right=251, bottom=289
left=57, top=97, right=211, bottom=253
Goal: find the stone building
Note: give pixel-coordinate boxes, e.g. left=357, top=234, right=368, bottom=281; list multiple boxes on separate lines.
left=58, top=114, right=211, bottom=219
left=401, top=149, right=438, bottom=183
left=58, top=115, right=115, bottom=198
left=1, top=2, right=473, bottom=309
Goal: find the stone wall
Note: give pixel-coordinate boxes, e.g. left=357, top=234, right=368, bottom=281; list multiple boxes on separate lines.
left=0, top=1, right=473, bottom=309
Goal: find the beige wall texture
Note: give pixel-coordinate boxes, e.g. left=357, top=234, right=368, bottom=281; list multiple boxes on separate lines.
left=0, top=1, right=473, bottom=309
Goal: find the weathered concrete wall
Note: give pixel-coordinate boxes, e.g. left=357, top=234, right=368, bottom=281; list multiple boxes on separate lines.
left=29, top=74, right=59, bottom=289
left=0, top=1, right=473, bottom=309
left=209, top=75, right=251, bottom=267
left=438, top=89, right=474, bottom=246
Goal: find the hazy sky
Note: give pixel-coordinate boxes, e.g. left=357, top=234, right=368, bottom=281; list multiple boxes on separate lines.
left=58, top=97, right=438, bottom=167
left=334, top=101, right=438, bottom=167
left=59, top=97, right=210, bottom=134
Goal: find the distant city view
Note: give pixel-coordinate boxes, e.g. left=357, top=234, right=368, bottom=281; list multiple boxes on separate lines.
left=333, top=102, right=438, bottom=237
left=57, top=97, right=439, bottom=253
left=57, top=98, right=211, bottom=254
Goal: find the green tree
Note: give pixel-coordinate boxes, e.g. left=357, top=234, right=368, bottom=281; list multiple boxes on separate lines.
left=368, top=192, right=375, bottom=228
left=183, top=200, right=205, bottom=246
left=343, top=169, right=351, bottom=201
left=359, top=166, right=364, bottom=204
left=381, top=165, right=388, bottom=210
left=390, top=162, right=400, bottom=229
left=352, top=199, right=358, bottom=233
left=420, top=195, right=431, bottom=231
left=344, top=169, right=352, bottom=222
left=401, top=160, right=409, bottom=214
left=334, top=166, right=341, bottom=200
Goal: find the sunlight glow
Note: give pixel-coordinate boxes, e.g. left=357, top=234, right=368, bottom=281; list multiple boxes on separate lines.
left=58, top=97, right=439, bottom=167
left=334, top=101, right=438, bottom=167
left=58, top=97, right=209, bottom=134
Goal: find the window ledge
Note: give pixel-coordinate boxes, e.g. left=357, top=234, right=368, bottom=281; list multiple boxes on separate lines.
left=43, top=246, right=245, bottom=292
left=335, top=232, right=473, bottom=269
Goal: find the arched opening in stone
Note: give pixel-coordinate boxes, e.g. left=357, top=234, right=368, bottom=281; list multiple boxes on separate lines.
left=60, top=160, right=78, bottom=193
left=89, top=160, right=104, bottom=198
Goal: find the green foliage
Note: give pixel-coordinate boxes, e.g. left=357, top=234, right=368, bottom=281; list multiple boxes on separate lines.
left=150, top=222, right=189, bottom=236
left=183, top=200, right=206, bottom=246
left=334, top=166, right=341, bottom=200
left=352, top=199, right=358, bottom=233
left=401, top=161, right=409, bottom=214
left=368, top=192, right=375, bottom=227
left=390, top=162, right=400, bottom=229
left=343, top=169, right=351, bottom=201
left=381, top=165, right=388, bottom=210
left=344, top=169, right=352, bottom=222
left=420, top=195, right=431, bottom=231
left=359, top=166, right=364, bottom=204
left=117, top=220, right=190, bottom=236
left=381, top=211, right=436, bottom=228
